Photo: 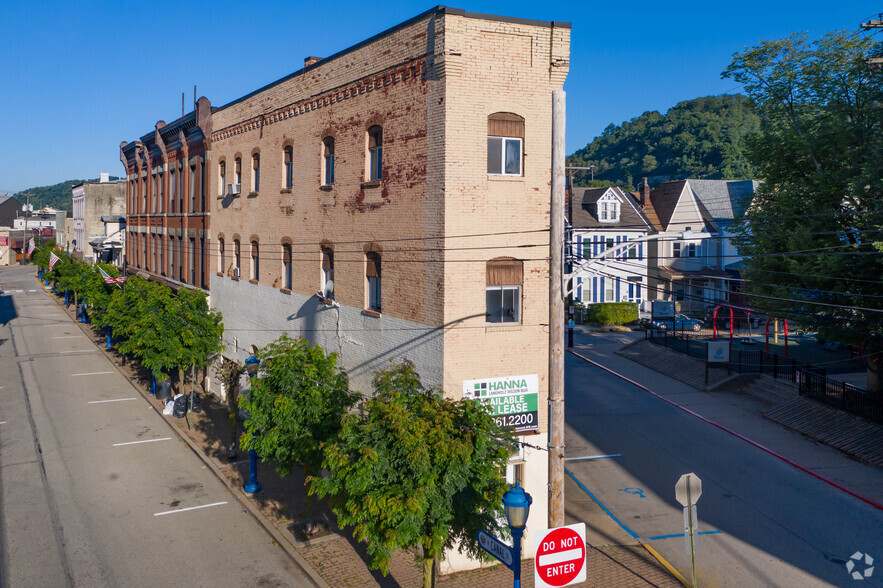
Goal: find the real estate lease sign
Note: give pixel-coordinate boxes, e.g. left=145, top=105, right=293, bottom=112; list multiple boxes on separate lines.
left=463, top=374, right=539, bottom=432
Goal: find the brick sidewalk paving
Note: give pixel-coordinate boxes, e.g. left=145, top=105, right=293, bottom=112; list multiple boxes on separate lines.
left=44, top=283, right=682, bottom=588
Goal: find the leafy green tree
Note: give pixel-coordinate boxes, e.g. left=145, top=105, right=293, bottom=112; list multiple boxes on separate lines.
left=568, top=94, right=760, bottom=188
left=310, top=362, right=515, bottom=588
left=239, top=336, right=354, bottom=479
left=724, top=30, right=883, bottom=392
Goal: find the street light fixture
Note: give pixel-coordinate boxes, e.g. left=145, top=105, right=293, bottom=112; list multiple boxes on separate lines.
left=243, top=355, right=262, bottom=494
left=502, top=482, right=532, bottom=588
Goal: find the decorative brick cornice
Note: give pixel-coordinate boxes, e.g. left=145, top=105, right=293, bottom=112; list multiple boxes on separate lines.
left=212, top=58, right=426, bottom=141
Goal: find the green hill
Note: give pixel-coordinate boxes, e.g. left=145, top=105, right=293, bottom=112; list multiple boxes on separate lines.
left=568, top=94, right=760, bottom=189
left=12, top=177, right=121, bottom=212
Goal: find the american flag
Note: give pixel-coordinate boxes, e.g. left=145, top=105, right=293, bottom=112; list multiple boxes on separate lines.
left=26, top=238, right=35, bottom=259
left=49, top=252, right=60, bottom=270
left=97, top=265, right=126, bottom=286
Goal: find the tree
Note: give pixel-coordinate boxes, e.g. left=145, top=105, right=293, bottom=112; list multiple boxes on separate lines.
left=239, top=336, right=354, bottom=479
left=310, top=362, right=515, bottom=588
left=724, top=30, right=883, bottom=392
left=567, top=94, right=760, bottom=188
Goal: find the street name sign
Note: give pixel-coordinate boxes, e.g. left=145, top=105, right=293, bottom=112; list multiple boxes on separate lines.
left=534, top=523, right=586, bottom=588
left=675, top=472, right=702, bottom=506
left=477, top=530, right=514, bottom=569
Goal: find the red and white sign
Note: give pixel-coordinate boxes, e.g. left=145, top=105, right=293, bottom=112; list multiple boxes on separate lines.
left=534, top=523, right=586, bottom=588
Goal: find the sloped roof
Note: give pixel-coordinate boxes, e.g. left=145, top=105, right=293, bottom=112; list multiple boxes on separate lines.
left=648, top=180, right=688, bottom=230
left=571, top=186, right=651, bottom=230
left=687, top=179, right=758, bottom=222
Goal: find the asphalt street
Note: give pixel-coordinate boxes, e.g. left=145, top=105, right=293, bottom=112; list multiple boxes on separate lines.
left=564, top=333, right=883, bottom=587
left=0, top=265, right=315, bottom=587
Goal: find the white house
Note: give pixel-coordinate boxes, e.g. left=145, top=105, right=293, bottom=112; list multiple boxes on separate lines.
left=568, top=186, right=653, bottom=305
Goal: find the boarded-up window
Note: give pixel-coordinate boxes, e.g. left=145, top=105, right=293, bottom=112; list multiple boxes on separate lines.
left=486, top=257, right=523, bottom=286
left=488, top=113, right=524, bottom=138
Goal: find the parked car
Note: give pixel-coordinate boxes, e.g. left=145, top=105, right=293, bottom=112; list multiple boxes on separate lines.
left=652, top=313, right=703, bottom=332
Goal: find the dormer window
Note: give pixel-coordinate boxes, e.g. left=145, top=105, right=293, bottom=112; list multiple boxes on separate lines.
left=598, top=191, right=621, bottom=222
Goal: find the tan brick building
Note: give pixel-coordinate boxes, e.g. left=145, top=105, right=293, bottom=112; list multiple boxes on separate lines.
left=121, top=6, right=569, bottom=570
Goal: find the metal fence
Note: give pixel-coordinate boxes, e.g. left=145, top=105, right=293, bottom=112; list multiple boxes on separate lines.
left=797, top=370, right=882, bottom=424
left=645, top=329, right=880, bottom=422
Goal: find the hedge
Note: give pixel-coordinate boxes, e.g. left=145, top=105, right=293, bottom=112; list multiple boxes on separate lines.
left=585, top=302, right=638, bottom=326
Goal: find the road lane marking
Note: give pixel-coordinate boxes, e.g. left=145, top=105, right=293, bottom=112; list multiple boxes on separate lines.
left=72, top=371, right=114, bottom=377
left=113, top=437, right=172, bottom=447
left=154, top=502, right=228, bottom=517
left=565, top=454, right=621, bottom=462
left=59, top=350, right=97, bottom=354
left=648, top=531, right=722, bottom=540
left=0, top=422, right=6, bottom=425
left=564, top=467, right=640, bottom=539
left=88, top=398, right=137, bottom=404
left=52, top=336, right=83, bottom=339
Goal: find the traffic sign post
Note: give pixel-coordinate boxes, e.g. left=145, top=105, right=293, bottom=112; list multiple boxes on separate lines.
left=675, top=473, right=702, bottom=588
left=534, top=523, right=587, bottom=588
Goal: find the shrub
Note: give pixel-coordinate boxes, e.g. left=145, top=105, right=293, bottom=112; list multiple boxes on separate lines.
left=586, top=302, right=638, bottom=325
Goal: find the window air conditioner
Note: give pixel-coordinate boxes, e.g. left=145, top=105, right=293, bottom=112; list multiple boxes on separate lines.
left=229, top=183, right=241, bottom=195
left=233, top=267, right=241, bottom=277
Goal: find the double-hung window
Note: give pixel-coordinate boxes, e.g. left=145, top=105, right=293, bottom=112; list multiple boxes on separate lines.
left=323, top=138, right=335, bottom=186
left=486, top=257, right=523, bottom=323
left=487, top=113, right=524, bottom=176
left=368, top=126, right=382, bottom=181
left=283, top=147, right=293, bottom=189
left=282, top=244, right=292, bottom=289
left=366, top=250, right=381, bottom=311
left=252, top=153, right=260, bottom=192
left=321, top=247, right=334, bottom=298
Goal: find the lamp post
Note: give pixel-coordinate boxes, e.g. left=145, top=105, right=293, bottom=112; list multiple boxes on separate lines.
left=243, top=355, right=262, bottom=494
left=502, top=482, right=532, bottom=588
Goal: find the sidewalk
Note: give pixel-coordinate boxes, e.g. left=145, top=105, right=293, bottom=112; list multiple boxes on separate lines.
left=40, top=279, right=682, bottom=588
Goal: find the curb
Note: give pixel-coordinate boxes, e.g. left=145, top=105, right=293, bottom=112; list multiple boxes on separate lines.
left=641, top=544, right=689, bottom=587
left=40, top=276, right=331, bottom=588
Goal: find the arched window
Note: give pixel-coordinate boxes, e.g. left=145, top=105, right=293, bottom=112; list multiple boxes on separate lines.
left=252, top=153, right=260, bottom=193
left=283, top=146, right=293, bottom=189
left=250, top=240, right=259, bottom=281
left=234, top=157, right=242, bottom=187
left=322, top=137, right=335, bottom=186
left=368, top=126, right=382, bottom=181
left=366, top=250, right=381, bottom=311
left=487, top=113, right=524, bottom=176
left=234, top=239, right=241, bottom=274
left=321, top=246, right=334, bottom=298
left=218, top=160, right=226, bottom=196
left=218, top=238, right=225, bottom=274
left=486, top=257, right=523, bottom=323
left=282, top=243, right=292, bottom=289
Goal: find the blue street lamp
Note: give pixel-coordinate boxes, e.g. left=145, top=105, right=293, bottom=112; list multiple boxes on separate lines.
left=502, top=483, right=532, bottom=588
left=243, top=355, right=262, bottom=494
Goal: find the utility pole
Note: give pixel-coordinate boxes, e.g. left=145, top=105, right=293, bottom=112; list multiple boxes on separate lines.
left=549, top=90, right=566, bottom=528
left=20, top=191, right=34, bottom=265
left=861, top=15, right=883, bottom=69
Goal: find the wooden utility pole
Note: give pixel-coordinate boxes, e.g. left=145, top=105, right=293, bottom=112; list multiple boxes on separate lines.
left=21, top=191, right=34, bottom=264
left=549, top=90, right=566, bottom=528
left=861, top=16, right=883, bottom=69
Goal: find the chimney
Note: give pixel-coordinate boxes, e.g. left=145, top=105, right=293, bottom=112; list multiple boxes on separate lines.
left=639, top=177, right=650, bottom=207
left=304, top=56, right=323, bottom=68
left=100, top=173, right=110, bottom=183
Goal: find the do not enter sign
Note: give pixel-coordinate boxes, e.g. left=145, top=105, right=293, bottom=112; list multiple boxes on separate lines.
left=534, top=523, right=587, bottom=588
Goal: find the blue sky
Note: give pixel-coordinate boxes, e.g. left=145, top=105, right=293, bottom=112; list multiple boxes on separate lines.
left=0, top=0, right=877, bottom=195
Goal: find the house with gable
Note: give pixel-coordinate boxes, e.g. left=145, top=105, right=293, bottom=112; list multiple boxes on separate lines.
left=646, top=179, right=757, bottom=314
left=568, top=186, right=653, bottom=305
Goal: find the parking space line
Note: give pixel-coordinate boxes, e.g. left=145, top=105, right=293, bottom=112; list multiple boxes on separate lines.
left=154, top=502, right=228, bottom=517
left=565, top=454, right=621, bottom=462
left=565, top=467, right=640, bottom=539
left=648, top=531, right=722, bottom=540
left=59, top=350, right=97, bottom=354
left=0, top=422, right=6, bottom=425
left=88, top=398, right=137, bottom=404
left=113, top=437, right=171, bottom=447
left=72, top=371, right=114, bottom=377
left=52, top=336, right=83, bottom=339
